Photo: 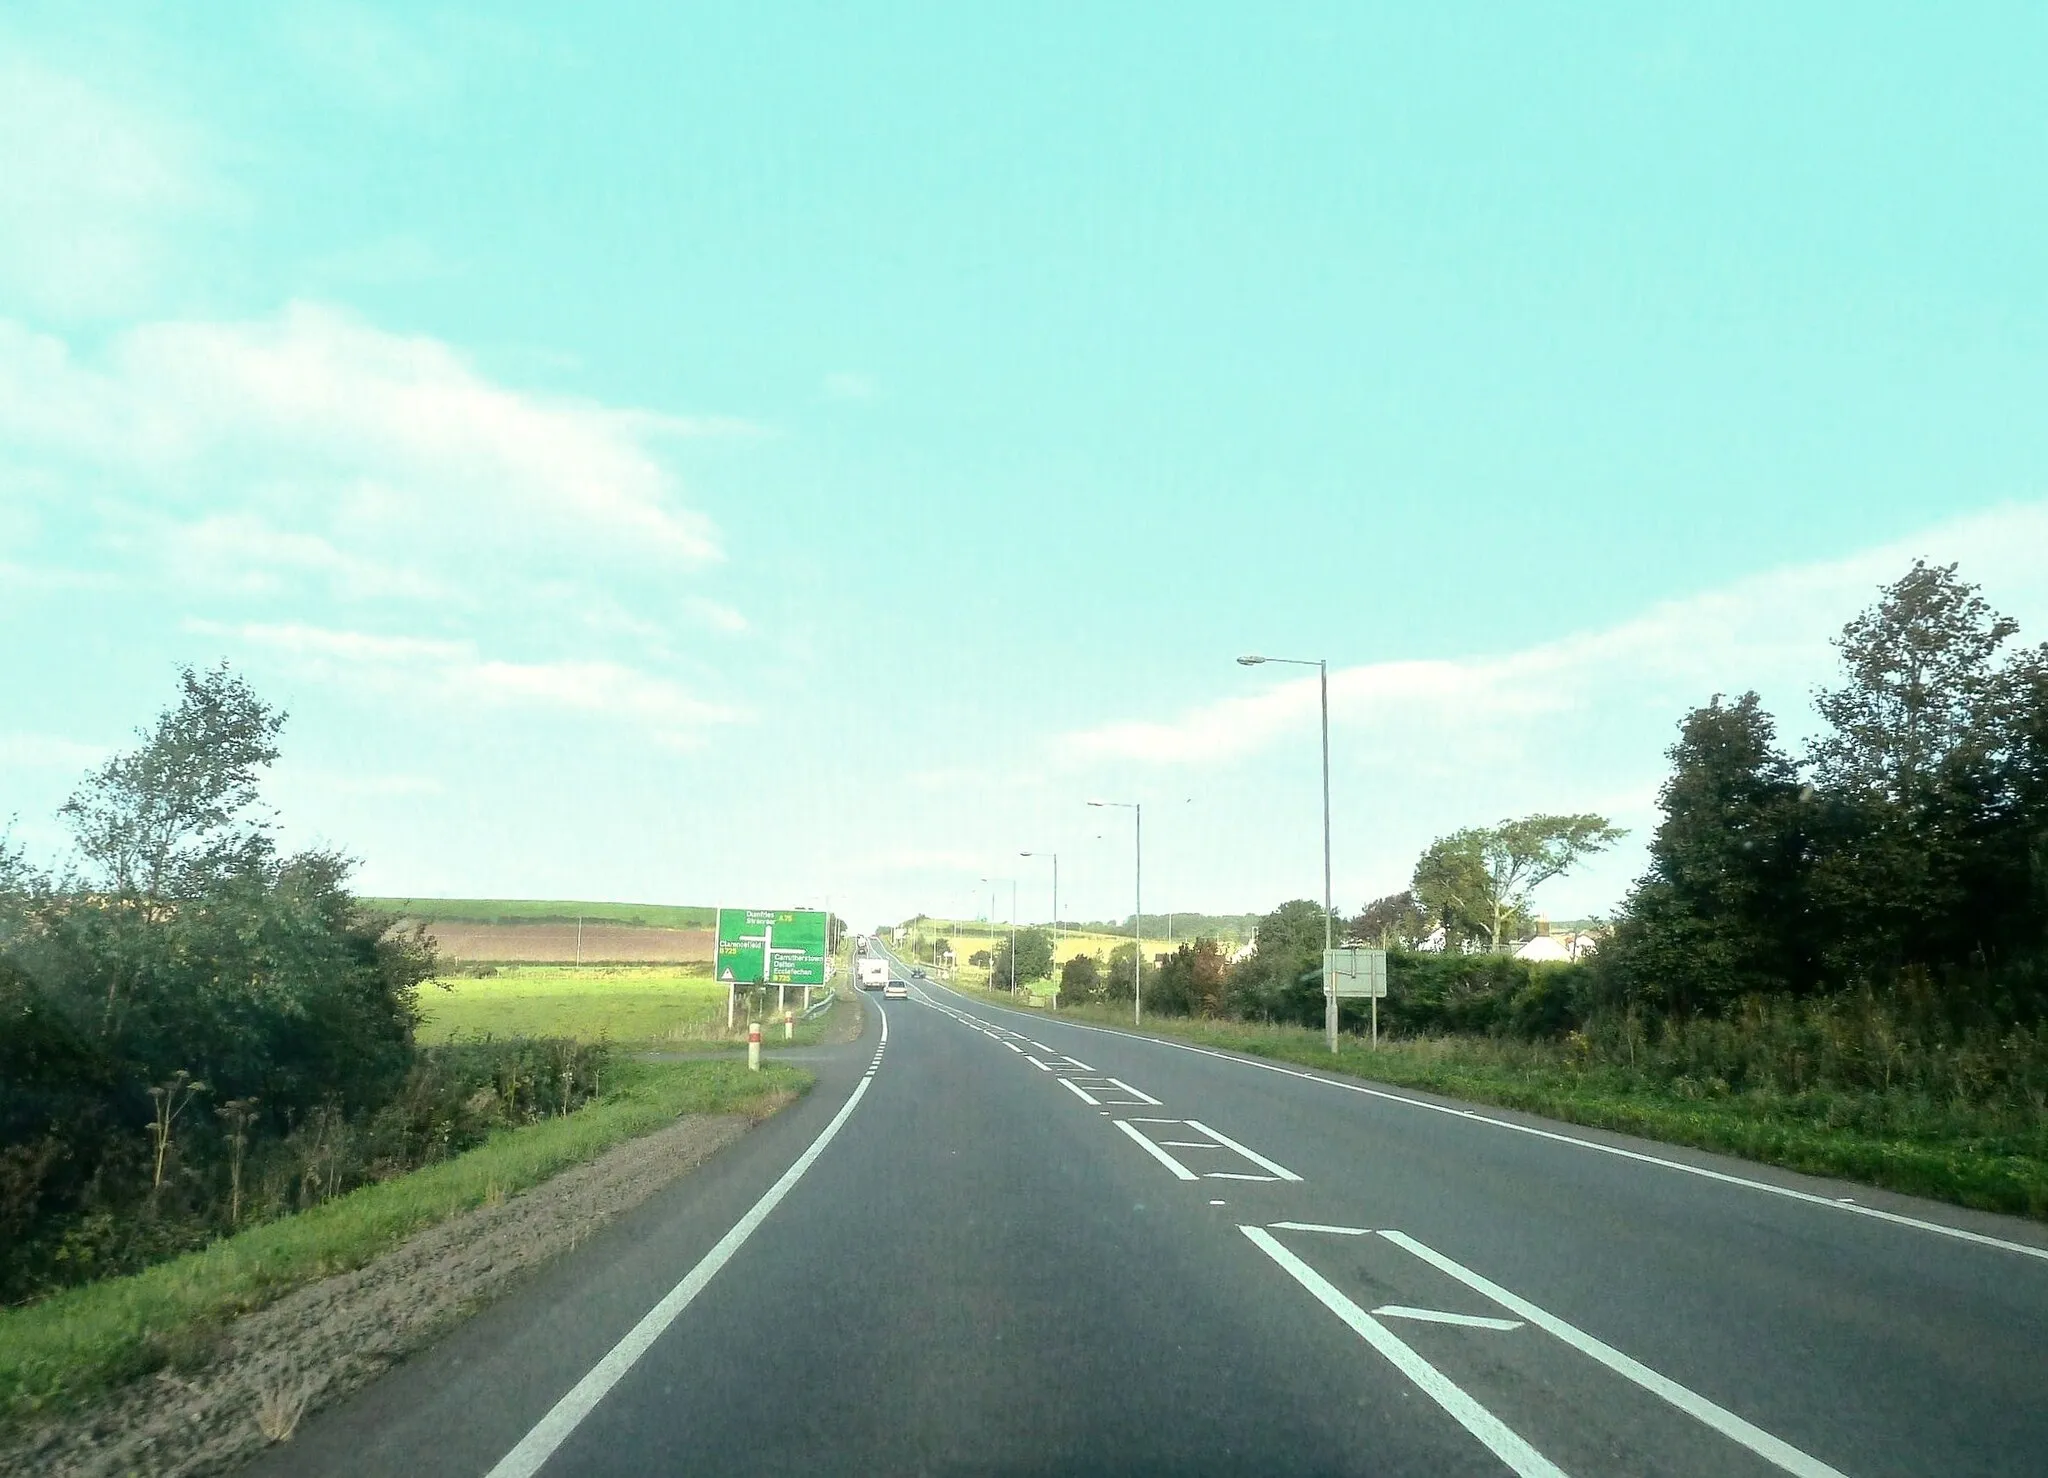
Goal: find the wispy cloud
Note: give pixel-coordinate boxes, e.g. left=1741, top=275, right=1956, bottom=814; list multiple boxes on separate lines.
left=0, top=43, right=220, bottom=317
left=1062, top=501, right=2048, bottom=772
left=0, top=733, right=107, bottom=770
left=196, top=620, right=742, bottom=747
left=823, top=371, right=879, bottom=403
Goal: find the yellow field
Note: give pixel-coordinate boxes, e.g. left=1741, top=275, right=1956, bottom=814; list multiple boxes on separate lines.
left=899, top=918, right=1187, bottom=988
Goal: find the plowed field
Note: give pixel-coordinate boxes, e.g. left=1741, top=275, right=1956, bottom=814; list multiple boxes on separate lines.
left=424, top=922, right=712, bottom=963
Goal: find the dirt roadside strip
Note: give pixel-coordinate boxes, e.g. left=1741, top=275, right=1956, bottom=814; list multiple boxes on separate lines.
left=0, top=1101, right=794, bottom=1478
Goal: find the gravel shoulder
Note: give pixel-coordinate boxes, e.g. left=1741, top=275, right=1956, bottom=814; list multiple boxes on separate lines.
left=0, top=1100, right=792, bottom=1478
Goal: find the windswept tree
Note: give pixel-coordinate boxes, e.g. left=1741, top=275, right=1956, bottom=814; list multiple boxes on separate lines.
left=1416, top=815, right=1624, bottom=952
left=60, top=663, right=286, bottom=903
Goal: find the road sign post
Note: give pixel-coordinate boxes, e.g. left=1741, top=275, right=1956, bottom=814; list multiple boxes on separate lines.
left=718, top=907, right=831, bottom=1031
left=1323, top=947, right=1388, bottom=1051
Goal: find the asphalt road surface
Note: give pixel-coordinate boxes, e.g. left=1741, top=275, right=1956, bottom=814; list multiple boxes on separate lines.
left=257, top=951, right=2048, bottom=1477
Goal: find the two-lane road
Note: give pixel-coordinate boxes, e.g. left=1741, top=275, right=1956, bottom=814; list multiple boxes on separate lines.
left=263, top=954, right=2048, bottom=1477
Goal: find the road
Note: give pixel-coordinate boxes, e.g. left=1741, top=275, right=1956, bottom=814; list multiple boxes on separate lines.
left=259, top=950, right=2048, bottom=1477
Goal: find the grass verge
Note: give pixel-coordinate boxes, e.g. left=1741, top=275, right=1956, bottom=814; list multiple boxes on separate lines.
left=996, top=998, right=2048, bottom=1221
left=0, top=1057, right=809, bottom=1429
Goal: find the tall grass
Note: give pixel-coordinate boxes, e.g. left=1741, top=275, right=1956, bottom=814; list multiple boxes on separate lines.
left=0, top=1057, right=807, bottom=1428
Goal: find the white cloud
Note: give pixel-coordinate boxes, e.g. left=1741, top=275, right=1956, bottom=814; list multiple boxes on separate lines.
left=0, top=303, right=730, bottom=574
left=0, top=45, right=218, bottom=317
left=0, top=299, right=767, bottom=677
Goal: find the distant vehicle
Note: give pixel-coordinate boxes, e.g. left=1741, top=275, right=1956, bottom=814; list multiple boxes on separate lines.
left=883, top=980, right=908, bottom=999
left=913, top=967, right=925, bottom=978
left=857, top=956, right=889, bottom=991
left=856, top=935, right=870, bottom=955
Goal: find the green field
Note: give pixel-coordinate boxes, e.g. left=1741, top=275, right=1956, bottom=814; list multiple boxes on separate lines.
left=420, top=965, right=729, bottom=1044
left=366, top=897, right=717, bottom=928
left=0, top=1057, right=808, bottom=1426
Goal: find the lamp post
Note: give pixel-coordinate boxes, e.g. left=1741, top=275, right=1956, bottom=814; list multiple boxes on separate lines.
left=1238, top=653, right=1336, bottom=1051
left=1019, top=850, right=1058, bottom=960
left=1087, top=800, right=1142, bottom=1024
left=981, top=875, right=1017, bottom=994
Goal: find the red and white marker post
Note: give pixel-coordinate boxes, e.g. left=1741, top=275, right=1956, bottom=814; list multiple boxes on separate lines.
left=747, top=1020, right=760, bottom=1071
left=783, top=1010, right=794, bottom=1041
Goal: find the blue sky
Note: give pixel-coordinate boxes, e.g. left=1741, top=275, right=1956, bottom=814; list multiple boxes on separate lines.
left=4, top=4, right=2047, bottom=932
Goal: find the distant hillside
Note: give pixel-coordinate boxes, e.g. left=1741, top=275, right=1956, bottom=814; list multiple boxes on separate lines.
left=362, top=898, right=716, bottom=929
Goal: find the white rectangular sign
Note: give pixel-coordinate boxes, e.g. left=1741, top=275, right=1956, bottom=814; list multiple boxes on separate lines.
left=1323, top=947, right=1387, bottom=998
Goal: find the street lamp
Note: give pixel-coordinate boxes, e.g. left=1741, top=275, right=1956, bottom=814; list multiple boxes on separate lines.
left=1087, top=800, right=1142, bottom=1024
left=1019, top=851, right=1058, bottom=959
left=980, top=875, right=1017, bottom=994
left=1238, top=653, right=1337, bottom=1051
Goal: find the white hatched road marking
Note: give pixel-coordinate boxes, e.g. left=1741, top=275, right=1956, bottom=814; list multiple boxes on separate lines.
left=1116, top=1118, right=1301, bottom=1184
left=1374, top=1305, right=1525, bottom=1332
left=1241, top=1226, right=1568, bottom=1478
left=1115, top=1119, right=1198, bottom=1180
left=1378, top=1230, right=1848, bottom=1478
left=1184, top=1119, right=1302, bottom=1181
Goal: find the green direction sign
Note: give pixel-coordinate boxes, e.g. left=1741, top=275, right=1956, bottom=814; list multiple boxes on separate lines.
left=715, top=908, right=829, bottom=987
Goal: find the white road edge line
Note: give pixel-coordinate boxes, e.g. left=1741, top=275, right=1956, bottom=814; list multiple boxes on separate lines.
left=927, top=981, right=2048, bottom=1264
left=1114, top=1119, right=1198, bottom=1180
left=1185, top=1119, right=1303, bottom=1182
left=482, top=1001, right=889, bottom=1478
left=1373, top=1305, right=1525, bottom=1332
left=1378, top=1229, right=1848, bottom=1478
left=1240, top=1226, right=1567, bottom=1478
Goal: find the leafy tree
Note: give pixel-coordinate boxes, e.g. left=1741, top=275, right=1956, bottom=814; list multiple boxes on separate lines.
left=1225, top=900, right=1331, bottom=1023
left=1599, top=694, right=1816, bottom=1015
left=1806, top=561, right=2026, bottom=981
left=1150, top=937, right=1230, bottom=1017
left=1351, top=890, right=1430, bottom=948
left=1417, top=816, right=1623, bottom=953
left=1411, top=833, right=1492, bottom=947
left=989, top=927, right=1054, bottom=989
left=968, top=948, right=992, bottom=968
left=1101, top=941, right=1140, bottom=1003
left=1059, top=952, right=1101, bottom=1007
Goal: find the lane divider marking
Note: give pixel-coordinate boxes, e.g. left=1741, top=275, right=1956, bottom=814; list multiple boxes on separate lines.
left=923, top=980, right=2048, bottom=1265
left=482, top=1001, right=890, bottom=1478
